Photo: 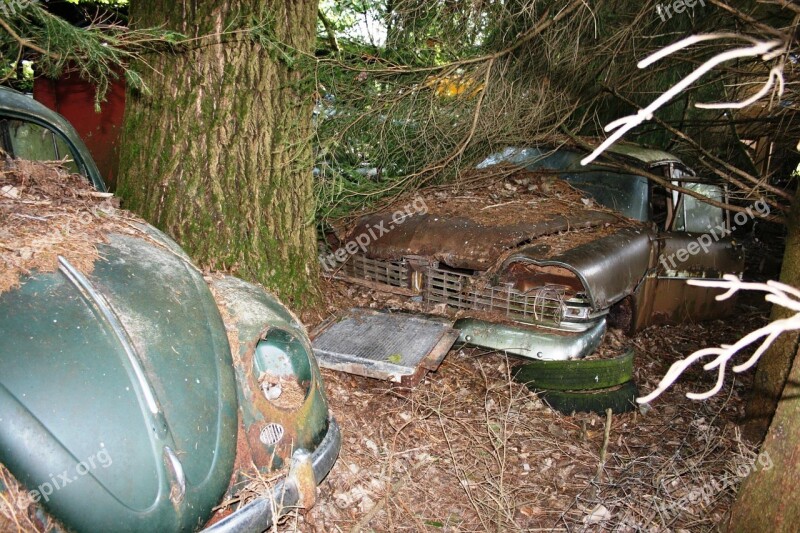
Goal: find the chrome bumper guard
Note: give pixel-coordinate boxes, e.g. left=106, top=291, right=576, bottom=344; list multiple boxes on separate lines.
left=204, top=416, right=341, bottom=532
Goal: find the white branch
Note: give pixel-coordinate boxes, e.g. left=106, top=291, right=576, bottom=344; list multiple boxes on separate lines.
left=637, top=275, right=800, bottom=404
left=581, top=34, right=786, bottom=166
left=696, top=66, right=784, bottom=109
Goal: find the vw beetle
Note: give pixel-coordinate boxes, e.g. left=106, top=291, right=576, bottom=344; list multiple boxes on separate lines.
left=0, top=87, right=340, bottom=532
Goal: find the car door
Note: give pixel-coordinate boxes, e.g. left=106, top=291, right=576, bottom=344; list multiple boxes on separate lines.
left=648, top=177, right=744, bottom=325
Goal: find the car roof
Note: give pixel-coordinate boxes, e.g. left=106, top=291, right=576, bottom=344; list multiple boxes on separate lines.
left=0, top=86, right=106, bottom=191
left=606, top=142, right=691, bottom=172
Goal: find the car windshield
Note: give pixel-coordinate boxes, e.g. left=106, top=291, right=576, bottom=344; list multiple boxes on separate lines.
left=478, top=146, right=651, bottom=220
left=4, top=119, right=80, bottom=174
left=560, top=171, right=649, bottom=220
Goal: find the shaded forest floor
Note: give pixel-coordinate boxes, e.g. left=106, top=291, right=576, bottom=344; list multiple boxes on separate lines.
left=281, top=280, right=772, bottom=532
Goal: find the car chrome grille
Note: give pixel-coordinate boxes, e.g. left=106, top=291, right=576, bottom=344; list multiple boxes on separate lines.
left=332, top=254, right=580, bottom=326
left=424, top=266, right=566, bottom=325
left=339, top=254, right=409, bottom=288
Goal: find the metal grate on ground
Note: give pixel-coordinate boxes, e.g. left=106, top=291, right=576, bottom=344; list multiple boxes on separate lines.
left=312, top=308, right=458, bottom=383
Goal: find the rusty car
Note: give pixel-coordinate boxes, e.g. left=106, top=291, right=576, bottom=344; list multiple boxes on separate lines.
left=0, top=86, right=340, bottom=532
left=325, top=143, right=745, bottom=361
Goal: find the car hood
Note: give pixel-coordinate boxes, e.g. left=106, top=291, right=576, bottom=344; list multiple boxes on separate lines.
left=0, top=228, right=237, bottom=531
left=349, top=210, right=618, bottom=271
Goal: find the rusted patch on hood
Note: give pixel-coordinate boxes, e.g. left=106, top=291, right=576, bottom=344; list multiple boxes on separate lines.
left=348, top=210, right=618, bottom=271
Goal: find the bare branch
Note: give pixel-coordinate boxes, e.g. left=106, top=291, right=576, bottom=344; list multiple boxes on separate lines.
left=638, top=275, right=800, bottom=404
left=0, top=14, right=61, bottom=59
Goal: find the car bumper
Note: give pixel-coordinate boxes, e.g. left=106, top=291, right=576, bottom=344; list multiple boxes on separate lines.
left=454, top=317, right=607, bottom=360
left=203, top=416, right=341, bottom=533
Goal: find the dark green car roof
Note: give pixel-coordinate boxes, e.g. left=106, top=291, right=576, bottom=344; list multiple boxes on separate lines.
left=0, top=86, right=106, bottom=191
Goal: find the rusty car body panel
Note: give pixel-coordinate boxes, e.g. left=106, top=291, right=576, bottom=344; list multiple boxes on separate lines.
left=348, top=210, right=618, bottom=271
left=328, top=143, right=745, bottom=360
left=502, top=227, right=655, bottom=310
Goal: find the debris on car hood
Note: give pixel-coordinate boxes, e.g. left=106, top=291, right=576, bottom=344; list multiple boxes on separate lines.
left=0, top=159, right=142, bottom=293
left=350, top=210, right=620, bottom=271
left=333, top=165, right=641, bottom=272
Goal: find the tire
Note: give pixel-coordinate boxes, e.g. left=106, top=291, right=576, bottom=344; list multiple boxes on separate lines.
left=513, top=348, right=634, bottom=391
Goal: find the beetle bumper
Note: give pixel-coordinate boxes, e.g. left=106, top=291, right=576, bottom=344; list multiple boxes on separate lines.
left=203, top=416, right=341, bottom=533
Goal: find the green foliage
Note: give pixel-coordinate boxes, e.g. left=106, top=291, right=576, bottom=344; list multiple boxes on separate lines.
left=312, top=0, right=798, bottom=224
left=0, top=1, right=183, bottom=105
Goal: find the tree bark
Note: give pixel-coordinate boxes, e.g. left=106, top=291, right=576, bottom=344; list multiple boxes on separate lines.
left=727, top=343, right=800, bottom=531
left=727, top=185, right=800, bottom=528
left=117, top=0, right=319, bottom=306
left=744, top=185, right=800, bottom=441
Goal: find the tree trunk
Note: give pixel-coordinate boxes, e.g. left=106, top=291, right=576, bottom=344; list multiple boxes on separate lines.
left=727, top=343, right=800, bottom=531
left=744, top=185, right=800, bottom=441
left=117, top=0, right=319, bottom=306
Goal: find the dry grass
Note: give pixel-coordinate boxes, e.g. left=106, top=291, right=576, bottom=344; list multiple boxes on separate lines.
left=0, top=464, right=48, bottom=533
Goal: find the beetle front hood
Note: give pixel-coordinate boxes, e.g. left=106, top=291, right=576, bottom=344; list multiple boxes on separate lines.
left=0, top=230, right=238, bottom=531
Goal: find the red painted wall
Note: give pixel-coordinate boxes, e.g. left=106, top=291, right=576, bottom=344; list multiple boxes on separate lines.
left=34, top=74, right=126, bottom=190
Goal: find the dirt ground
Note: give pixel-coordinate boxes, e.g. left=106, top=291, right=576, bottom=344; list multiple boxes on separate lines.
left=0, top=282, right=775, bottom=533
left=0, top=277, right=774, bottom=533
left=268, top=280, right=769, bottom=533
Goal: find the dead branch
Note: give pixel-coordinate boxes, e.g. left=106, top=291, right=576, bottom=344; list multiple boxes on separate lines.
left=639, top=275, right=800, bottom=403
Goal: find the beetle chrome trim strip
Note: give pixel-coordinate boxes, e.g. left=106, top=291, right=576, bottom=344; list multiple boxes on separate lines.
left=163, top=446, right=187, bottom=504
left=57, top=256, right=160, bottom=415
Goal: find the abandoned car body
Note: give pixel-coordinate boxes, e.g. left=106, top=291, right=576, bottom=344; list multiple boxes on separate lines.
left=329, top=144, right=745, bottom=360
left=0, top=87, right=340, bottom=531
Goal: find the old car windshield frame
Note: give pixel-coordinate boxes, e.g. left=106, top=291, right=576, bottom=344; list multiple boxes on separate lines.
left=0, top=88, right=106, bottom=192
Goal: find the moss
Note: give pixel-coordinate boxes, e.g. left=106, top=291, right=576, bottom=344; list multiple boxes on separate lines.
left=116, top=0, right=320, bottom=309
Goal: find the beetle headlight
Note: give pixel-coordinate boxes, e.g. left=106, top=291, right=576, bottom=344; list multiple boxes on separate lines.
left=253, top=328, right=312, bottom=411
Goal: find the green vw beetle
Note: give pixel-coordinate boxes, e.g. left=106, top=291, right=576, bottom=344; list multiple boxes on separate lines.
left=0, top=87, right=340, bottom=532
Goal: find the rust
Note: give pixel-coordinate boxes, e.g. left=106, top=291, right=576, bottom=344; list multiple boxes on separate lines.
left=348, top=210, right=618, bottom=271
left=290, top=454, right=317, bottom=510
left=235, top=330, right=309, bottom=470
left=649, top=280, right=737, bottom=326
left=502, top=263, right=583, bottom=294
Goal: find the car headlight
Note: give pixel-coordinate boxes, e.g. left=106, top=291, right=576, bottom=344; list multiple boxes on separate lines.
left=562, top=305, right=592, bottom=320
left=253, top=328, right=313, bottom=412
